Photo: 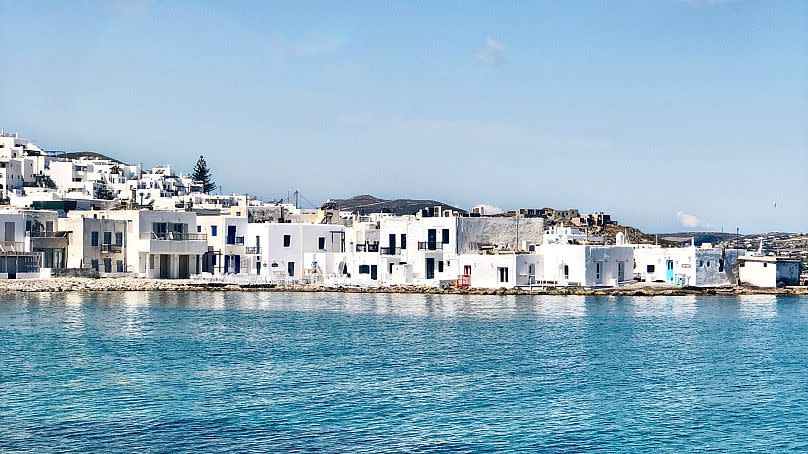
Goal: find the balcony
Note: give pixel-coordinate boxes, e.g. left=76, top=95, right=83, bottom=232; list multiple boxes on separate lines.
left=380, top=246, right=401, bottom=255
left=417, top=241, right=444, bottom=251
left=246, top=246, right=261, bottom=254
left=27, top=231, right=69, bottom=238
left=226, top=236, right=245, bottom=245
left=100, top=244, right=123, bottom=253
left=0, top=241, right=25, bottom=253
left=140, top=232, right=207, bottom=241
left=355, top=243, right=379, bottom=253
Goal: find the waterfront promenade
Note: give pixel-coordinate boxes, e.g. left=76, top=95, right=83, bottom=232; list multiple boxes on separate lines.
left=0, top=277, right=804, bottom=296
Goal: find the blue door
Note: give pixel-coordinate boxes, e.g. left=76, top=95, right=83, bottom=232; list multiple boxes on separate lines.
left=666, top=260, right=674, bottom=282
left=234, top=255, right=241, bottom=274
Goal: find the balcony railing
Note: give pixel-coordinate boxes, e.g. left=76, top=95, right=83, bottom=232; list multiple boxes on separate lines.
left=246, top=246, right=261, bottom=254
left=417, top=241, right=444, bottom=251
left=141, top=232, right=207, bottom=241
left=100, top=244, right=123, bottom=253
left=355, top=243, right=379, bottom=253
left=380, top=246, right=401, bottom=255
left=27, top=231, right=69, bottom=238
left=0, top=241, right=25, bottom=253
left=226, top=236, right=245, bottom=245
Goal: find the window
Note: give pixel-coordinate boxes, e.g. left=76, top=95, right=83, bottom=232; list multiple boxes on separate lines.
left=318, top=237, right=326, bottom=250
left=91, top=231, right=99, bottom=246
left=197, top=225, right=202, bottom=233
left=564, top=265, right=570, bottom=279
left=647, top=265, right=655, bottom=273
left=103, top=231, right=112, bottom=245
left=115, top=232, right=123, bottom=246
left=359, top=265, right=370, bottom=274
left=116, top=260, right=124, bottom=272
left=389, top=263, right=394, bottom=274
left=211, top=225, right=218, bottom=237
left=706, top=261, right=711, bottom=268
left=438, top=261, right=444, bottom=273
left=498, top=267, right=509, bottom=283
left=442, top=228, right=450, bottom=244
left=763, top=263, right=768, bottom=268
left=401, top=234, right=407, bottom=249
left=287, top=261, right=295, bottom=276
left=91, top=259, right=99, bottom=271
left=699, top=260, right=704, bottom=267
left=283, top=235, right=291, bottom=247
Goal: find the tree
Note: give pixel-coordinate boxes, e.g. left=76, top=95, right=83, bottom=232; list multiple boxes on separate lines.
left=191, top=155, right=216, bottom=194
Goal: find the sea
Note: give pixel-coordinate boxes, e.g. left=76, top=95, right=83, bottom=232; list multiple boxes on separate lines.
left=2, top=292, right=807, bottom=452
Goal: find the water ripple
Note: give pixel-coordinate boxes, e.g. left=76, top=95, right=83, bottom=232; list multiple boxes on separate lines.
left=1, top=292, right=806, bottom=452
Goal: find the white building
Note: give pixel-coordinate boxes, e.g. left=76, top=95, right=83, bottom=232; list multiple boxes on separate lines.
left=738, top=255, right=801, bottom=288
left=197, top=213, right=248, bottom=275
left=537, top=227, right=633, bottom=287
left=245, top=223, right=345, bottom=280
left=0, top=211, right=43, bottom=278
left=633, top=242, right=745, bottom=287
left=104, top=210, right=208, bottom=278
left=60, top=213, right=129, bottom=274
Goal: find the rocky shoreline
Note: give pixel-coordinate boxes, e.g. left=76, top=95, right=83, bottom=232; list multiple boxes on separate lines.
left=0, top=278, right=805, bottom=296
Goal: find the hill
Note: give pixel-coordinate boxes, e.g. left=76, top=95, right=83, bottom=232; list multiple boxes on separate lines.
left=329, top=194, right=467, bottom=216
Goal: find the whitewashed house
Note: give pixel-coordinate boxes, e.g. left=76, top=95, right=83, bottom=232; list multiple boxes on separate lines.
left=246, top=223, right=345, bottom=281
left=738, top=255, right=801, bottom=288
left=633, top=242, right=745, bottom=287
left=537, top=227, right=633, bottom=287
left=197, top=213, right=248, bottom=275
left=60, top=212, right=129, bottom=274
left=104, top=210, right=207, bottom=278
left=0, top=211, right=43, bottom=278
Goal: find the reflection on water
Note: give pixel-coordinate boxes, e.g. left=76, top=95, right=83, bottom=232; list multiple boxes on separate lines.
left=629, top=295, right=699, bottom=319
left=738, top=295, right=779, bottom=319
left=62, top=292, right=84, bottom=335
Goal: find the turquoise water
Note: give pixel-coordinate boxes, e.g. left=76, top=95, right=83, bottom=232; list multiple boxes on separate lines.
left=2, top=292, right=807, bottom=452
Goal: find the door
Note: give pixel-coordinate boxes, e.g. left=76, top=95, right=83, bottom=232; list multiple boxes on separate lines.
left=427, top=229, right=437, bottom=250
left=389, top=233, right=396, bottom=252
left=4, top=222, right=14, bottom=242
left=595, top=261, right=603, bottom=284
left=159, top=254, right=170, bottom=279
left=7, top=256, right=16, bottom=279
left=224, top=255, right=231, bottom=274
left=234, top=255, right=241, bottom=274
left=666, top=260, right=674, bottom=282
left=618, top=261, right=625, bottom=282
left=426, top=258, right=435, bottom=279
left=370, top=265, right=378, bottom=280
left=287, top=261, right=295, bottom=277
left=227, top=225, right=236, bottom=244
left=178, top=255, right=190, bottom=279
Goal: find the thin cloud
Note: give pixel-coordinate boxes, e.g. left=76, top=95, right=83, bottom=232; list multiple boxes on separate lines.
left=676, top=211, right=710, bottom=229
left=475, top=37, right=505, bottom=66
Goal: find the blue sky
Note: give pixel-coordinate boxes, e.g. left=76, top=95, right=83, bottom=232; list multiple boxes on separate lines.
left=1, top=0, right=806, bottom=233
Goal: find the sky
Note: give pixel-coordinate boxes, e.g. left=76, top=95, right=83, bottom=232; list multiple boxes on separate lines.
left=1, top=0, right=806, bottom=233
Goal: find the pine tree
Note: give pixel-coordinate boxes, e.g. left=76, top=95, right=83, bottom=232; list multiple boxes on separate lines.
left=191, top=155, right=216, bottom=193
